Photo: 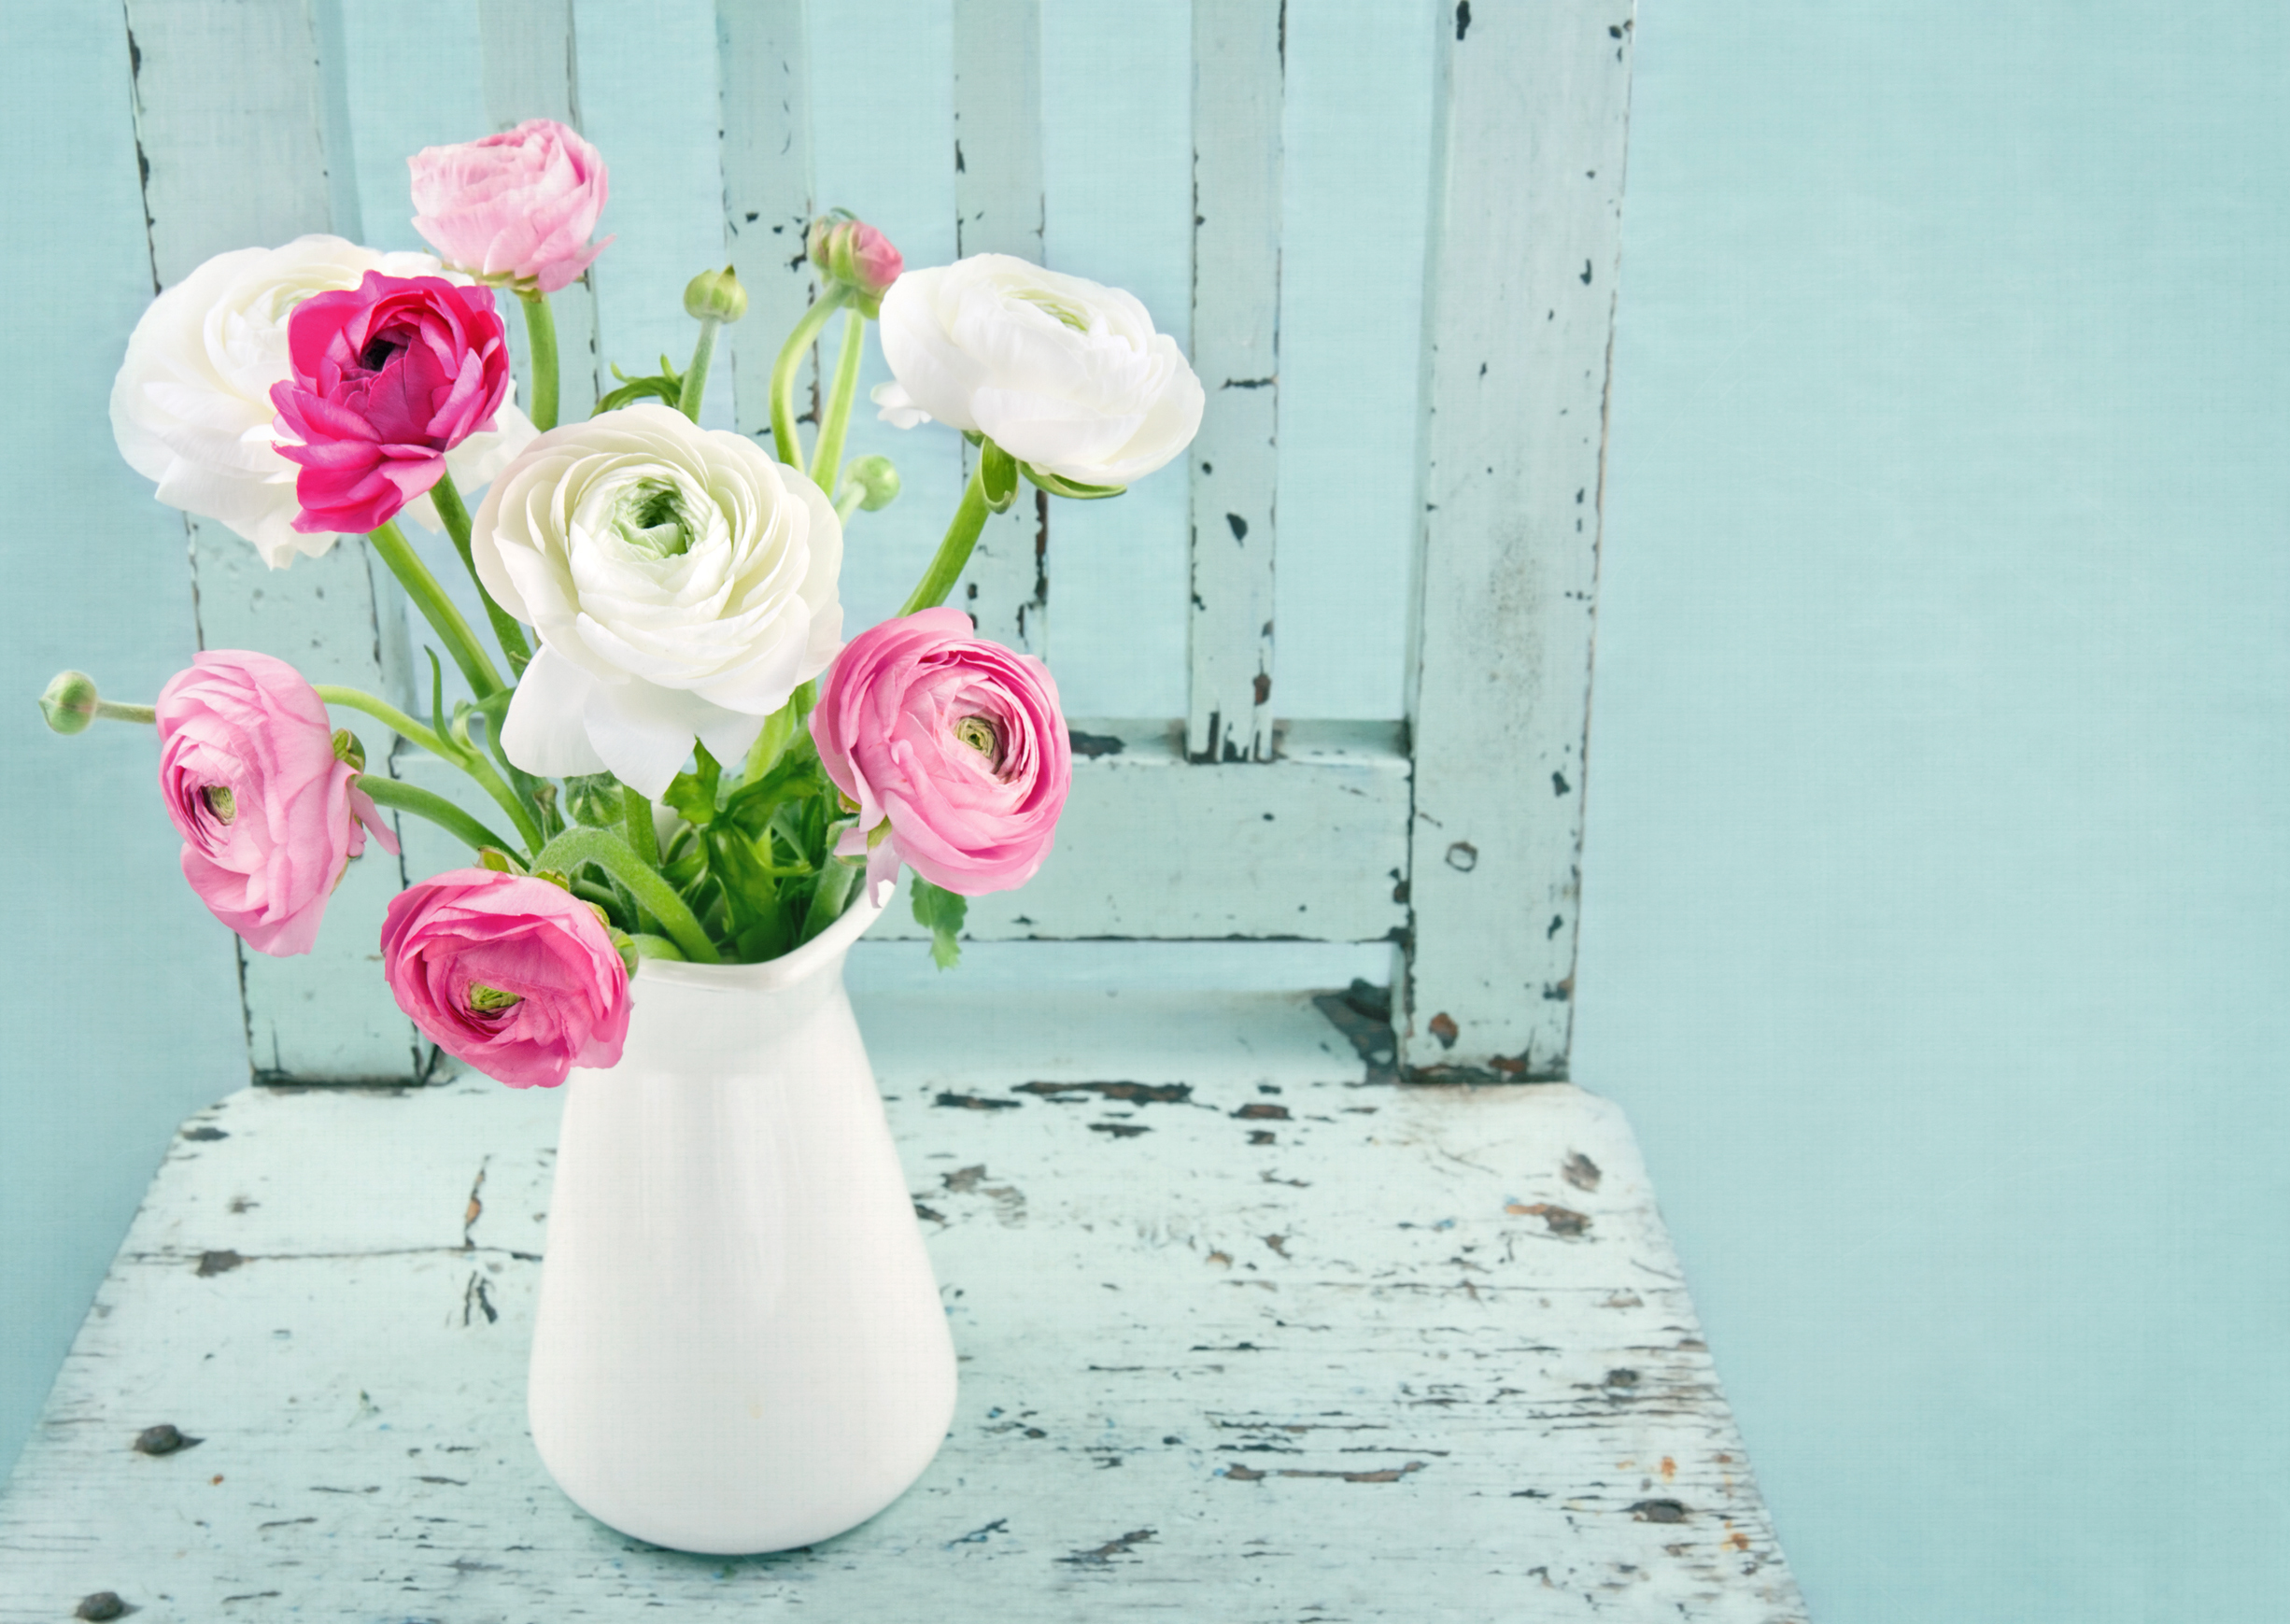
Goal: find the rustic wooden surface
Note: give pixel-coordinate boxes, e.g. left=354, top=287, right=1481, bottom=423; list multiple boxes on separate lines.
left=1398, top=0, right=1637, bottom=1080
left=0, top=989, right=1801, bottom=1621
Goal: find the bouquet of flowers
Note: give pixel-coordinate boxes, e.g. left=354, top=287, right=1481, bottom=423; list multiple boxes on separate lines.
left=42, top=119, right=1203, bottom=1090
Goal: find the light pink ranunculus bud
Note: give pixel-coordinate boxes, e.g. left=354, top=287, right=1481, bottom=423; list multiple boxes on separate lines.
left=809, top=606, right=1072, bottom=904
left=409, top=120, right=614, bottom=294
left=381, top=869, right=631, bottom=1089
left=156, top=651, right=399, bottom=957
left=806, top=210, right=903, bottom=316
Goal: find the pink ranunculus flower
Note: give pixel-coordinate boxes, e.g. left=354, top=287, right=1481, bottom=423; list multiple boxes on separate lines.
left=156, top=650, right=399, bottom=957
left=807, top=211, right=903, bottom=315
left=409, top=119, right=613, bottom=294
left=809, top=606, right=1072, bottom=904
left=269, top=272, right=511, bottom=534
left=381, top=869, right=631, bottom=1090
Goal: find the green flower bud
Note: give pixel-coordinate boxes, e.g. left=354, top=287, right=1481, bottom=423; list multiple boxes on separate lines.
left=476, top=847, right=525, bottom=874
left=806, top=210, right=903, bottom=317
left=684, top=264, right=749, bottom=324
left=467, top=983, right=523, bottom=1014
left=39, top=670, right=99, bottom=735
left=840, top=454, right=901, bottom=512
left=331, top=728, right=366, bottom=772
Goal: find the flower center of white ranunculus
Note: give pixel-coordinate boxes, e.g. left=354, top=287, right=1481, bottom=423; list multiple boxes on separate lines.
left=1013, top=289, right=1092, bottom=333
left=202, top=784, right=236, bottom=824
left=611, top=479, right=694, bottom=559
left=467, top=983, right=523, bottom=1014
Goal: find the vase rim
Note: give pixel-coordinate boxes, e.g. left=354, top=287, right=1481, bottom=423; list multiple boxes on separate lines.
left=633, top=886, right=886, bottom=994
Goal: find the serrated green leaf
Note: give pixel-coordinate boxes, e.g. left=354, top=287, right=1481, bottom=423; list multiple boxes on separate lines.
left=910, top=876, right=968, bottom=970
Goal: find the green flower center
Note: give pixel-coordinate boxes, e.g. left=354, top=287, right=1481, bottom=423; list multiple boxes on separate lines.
left=1014, top=289, right=1091, bottom=332
left=467, top=984, right=523, bottom=1014
left=613, top=479, right=694, bottom=559
left=202, top=785, right=235, bottom=824
left=954, top=714, right=1002, bottom=768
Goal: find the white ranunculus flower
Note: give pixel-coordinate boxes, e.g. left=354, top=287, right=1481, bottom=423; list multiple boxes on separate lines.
left=877, top=253, right=1204, bottom=490
left=473, top=403, right=844, bottom=798
left=109, top=233, right=536, bottom=569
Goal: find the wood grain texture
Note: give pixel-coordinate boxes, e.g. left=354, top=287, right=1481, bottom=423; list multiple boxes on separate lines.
left=123, top=0, right=421, bottom=1082
left=716, top=0, right=817, bottom=444
left=1185, top=0, right=1284, bottom=763
left=871, top=721, right=1410, bottom=942
left=476, top=0, right=601, bottom=417
left=0, top=991, right=1802, bottom=1620
left=1398, top=2, right=1635, bottom=1079
left=952, top=0, right=1049, bottom=655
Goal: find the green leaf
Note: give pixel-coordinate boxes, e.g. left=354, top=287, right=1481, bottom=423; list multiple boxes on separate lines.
left=910, top=876, right=968, bottom=970
left=661, top=747, right=721, bottom=829
left=979, top=441, right=1020, bottom=513
left=595, top=358, right=686, bottom=414
left=1021, top=462, right=1126, bottom=501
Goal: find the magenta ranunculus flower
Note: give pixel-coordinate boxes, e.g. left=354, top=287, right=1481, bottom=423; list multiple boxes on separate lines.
left=809, top=606, right=1072, bottom=903
left=157, top=650, right=398, bottom=958
left=269, top=272, right=511, bottom=534
left=381, top=869, right=631, bottom=1089
left=409, top=119, right=613, bottom=294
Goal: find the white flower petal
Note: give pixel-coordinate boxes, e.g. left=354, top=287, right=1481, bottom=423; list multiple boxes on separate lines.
left=581, top=677, right=709, bottom=799
left=869, top=380, right=933, bottom=430
left=501, top=646, right=608, bottom=778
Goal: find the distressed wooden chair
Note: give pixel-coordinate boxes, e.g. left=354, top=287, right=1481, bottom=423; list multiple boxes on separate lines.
left=1, top=3, right=1806, bottom=1617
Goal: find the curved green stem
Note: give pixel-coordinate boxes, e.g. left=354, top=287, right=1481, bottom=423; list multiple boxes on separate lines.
left=898, top=459, right=992, bottom=614
left=677, top=316, right=721, bottom=423
left=314, top=685, right=543, bottom=856
left=367, top=520, right=503, bottom=699
left=769, top=284, right=853, bottom=468
left=430, top=470, right=531, bottom=678
left=809, top=307, right=866, bottom=496
left=530, top=826, right=720, bottom=963
left=518, top=289, right=561, bottom=432
left=355, top=775, right=514, bottom=854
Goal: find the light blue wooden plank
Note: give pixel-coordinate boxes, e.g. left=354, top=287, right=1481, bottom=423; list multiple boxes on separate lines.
left=477, top=0, right=603, bottom=417
left=951, top=0, right=1048, bottom=656
left=1273, top=0, right=1435, bottom=720
left=809, top=0, right=964, bottom=636
left=1038, top=0, right=1192, bottom=719
left=1398, top=0, right=1635, bottom=1078
left=336, top=0, right=488, bottom=256
left=1184, top=0, right=1283, bottom=760
left=123, top=0, right=422, bottom=1082
left=716, top=0, right=817, bottom=444
left=575, top=0, right=736, bottom=428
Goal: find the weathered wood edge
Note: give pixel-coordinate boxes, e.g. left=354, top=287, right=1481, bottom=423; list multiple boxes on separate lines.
left=715, top=0, right=818, bottom=445
left=1185, top=0, right=1285, bottom=763
left=951, top=0, right=1049, bottom=655
left=1398, top=1, right=1636, bottom=1080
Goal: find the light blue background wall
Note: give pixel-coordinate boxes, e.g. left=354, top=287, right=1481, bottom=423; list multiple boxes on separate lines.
left=4, top=3, right=2285, bottom=1618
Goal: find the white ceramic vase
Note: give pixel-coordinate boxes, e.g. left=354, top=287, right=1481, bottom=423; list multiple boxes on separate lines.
left=526, top=891, right=956, bottom=1554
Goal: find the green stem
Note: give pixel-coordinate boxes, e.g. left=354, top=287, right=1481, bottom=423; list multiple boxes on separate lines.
left=799, top=854, right=860, bottom=945
left=93, top=700, right=155, bottom=725
left=431, top=469, right=532, bottom=679
left=355, top=775, right=515, bottom=854
left=769, top=284, right=853, bottom=468
left=314, top=685, right=543, bottom=856
left=810, top=307, right=866, bottom=495
left=898, top=459, right=992, bottom=614
left=530, top=826, right=721, bottom=963
left=367, top=520, right=503, bottom=699
left=518, top=289, right=561, bottom=432
left=621, top=784, right=660, bottom=868
left=629, top=933, right=687, bottom=962
left=677, top=316, right=720, bottom=422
